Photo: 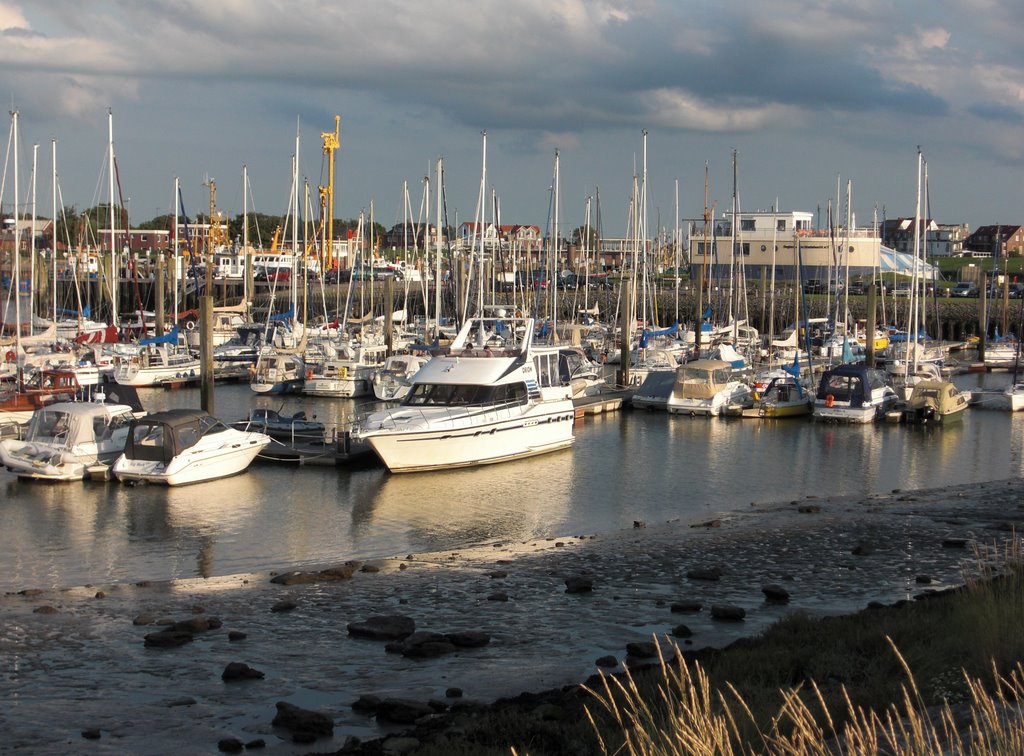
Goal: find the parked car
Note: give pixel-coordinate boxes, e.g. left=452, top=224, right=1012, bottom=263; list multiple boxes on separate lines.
left=951, top=282, right=979, bottom=298
left=803, top=279, right=824, bottom=294
left=846, top=280, right=867, bottom=295
left=894, top=281, right=935, bottom=297
left=556, top=272, right=579, bottom=290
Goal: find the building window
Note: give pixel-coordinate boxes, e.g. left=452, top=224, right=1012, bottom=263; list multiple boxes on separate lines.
left=740, top=219, right=755, bottom=232
left=777, top=220, right=787, bottom=231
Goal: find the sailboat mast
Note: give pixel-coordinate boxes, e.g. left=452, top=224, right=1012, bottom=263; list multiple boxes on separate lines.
left=476, top=130, right=487, bottom=320
left=12, top=111, right=22, bottom=349
left=242, top=164, right=249, bottom=309
left=108, top=109, right=118, bottom=327
left=28, top=143, right=37, bottom=330
left=843, top=179, right=852, bottom=331
left=641, top=131, right=649, bottom=328
left=51, top=139, right=57, bottom=325
left=173, top=177, right=180, bottom=318
left=434, top=157, right=443, bottom=342
left=551, top=147, right=559, bottom=338
left=674, top=178, right=680, bottom=325
left=909, top=148, right=923, bottom=375
left=730, top=149, right=738, bottom=339
left=768, top=199, right=779, bottom=367
left=292, top=126, right=300, bottom=331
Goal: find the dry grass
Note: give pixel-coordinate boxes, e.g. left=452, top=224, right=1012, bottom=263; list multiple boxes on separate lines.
left=581, top=535, right=1024, bottom=756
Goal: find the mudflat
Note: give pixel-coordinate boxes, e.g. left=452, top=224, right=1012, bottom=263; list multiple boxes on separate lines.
left=3, top=478, right=1021, bottom=753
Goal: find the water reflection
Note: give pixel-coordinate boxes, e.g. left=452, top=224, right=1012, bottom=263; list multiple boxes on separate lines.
left=3, top=376, right=1023, bottom=591
left=366, top=448, right=576, bottom=553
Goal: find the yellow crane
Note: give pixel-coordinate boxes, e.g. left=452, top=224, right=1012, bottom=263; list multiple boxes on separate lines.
left=319, top=115, right=340, bottom=270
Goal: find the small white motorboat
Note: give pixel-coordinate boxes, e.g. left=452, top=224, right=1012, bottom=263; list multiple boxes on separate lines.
left=112, top=409, right=271, bottom=486
left=0, top=401, right=138, bottom=481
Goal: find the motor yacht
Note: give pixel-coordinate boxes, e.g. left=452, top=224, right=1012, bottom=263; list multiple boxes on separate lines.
left=352, top=316, right=576, bottom=472
left=112, top=409, right=271, bottom=485
left=0, top=401, right=137, bottom=480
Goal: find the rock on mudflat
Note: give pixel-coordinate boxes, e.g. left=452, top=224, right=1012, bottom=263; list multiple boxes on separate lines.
left=143, top=629, right=195, bottom=648
left=762, top=584, right=791, bottom=603
left=670, top=600, right=702, bottom=613
left=711, top=605, right=746, bottom=621
left=347, top=615, right=416, bottom=640
left=386, top=631, right=455, bottom=659
left=686, top=567, right=723, bottom=581
left=272, top=701, right=333, bottom=736
left=269, top=562, right=360, bottom=585
left=625, top=641, right=658, bottom=659
left=217, top=737, right=243, bottom=752
left=374, top=698, right=435, bottom=724
left=565, top=576, right=594, bottom=594
left=221, top=662, right=265, bottom=681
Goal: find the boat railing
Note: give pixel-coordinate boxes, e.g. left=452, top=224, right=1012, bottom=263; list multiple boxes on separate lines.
left=360, top=397, right=524, bottom=432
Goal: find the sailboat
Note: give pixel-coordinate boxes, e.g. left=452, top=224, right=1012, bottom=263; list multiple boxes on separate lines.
left=970, top=294, right=1024, bottom=411
left=112, top=327, right=201, bottom=387
left=741, top=354, right=813, bottom=418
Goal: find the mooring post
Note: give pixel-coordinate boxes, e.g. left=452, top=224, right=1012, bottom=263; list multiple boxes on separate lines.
left=200, top=295, right=215, bottom=414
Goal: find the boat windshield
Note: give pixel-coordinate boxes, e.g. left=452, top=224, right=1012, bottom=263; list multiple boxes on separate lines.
left=403, top=382, right=528, bottom=408
left=27, top=409, right=72, bottom=444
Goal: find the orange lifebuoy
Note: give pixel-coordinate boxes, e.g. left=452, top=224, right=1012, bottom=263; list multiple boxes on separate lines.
left=825, top=393, right=835, bottom=408
left=4, top=350, right=15, bottom=363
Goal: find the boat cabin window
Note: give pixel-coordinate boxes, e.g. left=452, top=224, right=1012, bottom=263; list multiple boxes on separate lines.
left=29, top=410, right=71, bottom=441
left=534, top=353, right=560, bottom=387
left=820, top=374, right=861, bottom=402
left=404, top=382, right=528, bottom=407
left=177, top=425, right=201, bottom=450
left=130, top=423, right=169, bottom=461
left=93, top=412, right=131, bottom=442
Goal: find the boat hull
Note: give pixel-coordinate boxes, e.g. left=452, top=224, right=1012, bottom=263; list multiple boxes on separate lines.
left=112, top=439, right=268, bottom=486
left=358, top=403, right=575, bottom=473
left=0, top=440, right=100, bottom=480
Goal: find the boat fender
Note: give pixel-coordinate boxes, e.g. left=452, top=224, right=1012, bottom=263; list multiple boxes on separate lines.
left=4, top=350, right=15, bottom=362
left=305, top=369, right=313, bottom=380
left=825, top=393, right=835, bottom=408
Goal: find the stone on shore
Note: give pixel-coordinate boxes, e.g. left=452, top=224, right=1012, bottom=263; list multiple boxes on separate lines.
left=762, top=584, right=791, bottom=603
left=269, top=562, right=360, bottom=585
left=347, top=615, right=416, bottom=640
left=711, top=604, right=746, bottom=621
left=686, top=567, right=723, bottom=581
left=221, top=662, right=264, bottom=681
left=272, top=701, right=333, bottom=736
left=564, top=576, right=593, bottom=593
left=374, top=698, right=435, bottom=724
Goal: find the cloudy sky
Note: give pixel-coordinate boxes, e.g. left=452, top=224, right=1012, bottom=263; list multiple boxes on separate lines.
left=1, top=0, right=1022, bottom=241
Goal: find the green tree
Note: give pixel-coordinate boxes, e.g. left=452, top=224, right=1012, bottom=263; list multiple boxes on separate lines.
left=572, top=225, right=600, bottom=250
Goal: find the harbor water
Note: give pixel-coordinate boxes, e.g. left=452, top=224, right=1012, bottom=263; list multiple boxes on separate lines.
left=2, top=370, right=1022, bottom=593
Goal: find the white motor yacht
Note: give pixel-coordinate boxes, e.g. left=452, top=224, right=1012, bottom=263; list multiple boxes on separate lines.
left=0, top=401, right=137, bottom=481
left=304, top=342, right=388, bottom=398
left=112, top=409, right=271, bottom=486
left=352, top=316, right=576, bottom=472
left=666, top=359, right=753, bottom=417
left=814, top=363, right=899, bottom=423
left=372, top=353, right=429, bottom=402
